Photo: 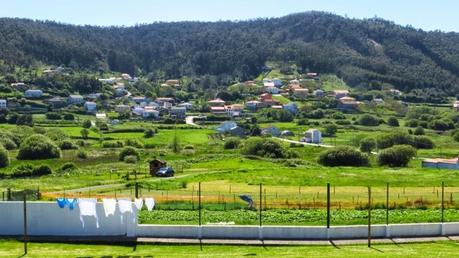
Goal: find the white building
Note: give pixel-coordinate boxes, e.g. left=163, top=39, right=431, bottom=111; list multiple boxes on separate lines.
left=84, top=101, right=97, bottom=113
left=170, top=107, right=187, bottom=119
left=115, top=104, right=131, bottom=113
left=303, top=129, right=322, bottom=144
left=0, top=99, right=6, bottom=109
left=24, top=89, right=43, bottom=98
left=68, top=95, right=84, bottom=105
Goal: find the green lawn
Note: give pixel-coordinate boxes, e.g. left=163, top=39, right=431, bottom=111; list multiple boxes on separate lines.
left=1, top=240, right=459, bottom=257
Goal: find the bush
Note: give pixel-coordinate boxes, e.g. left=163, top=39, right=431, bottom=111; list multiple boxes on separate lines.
left=58, top=140, right=78, bottom=150
left=63, top=113, right=75, bottom=120
left=376, top=132, right=434, bottom=149
left=46, top=112, right=61, bottom=120
left=0, top=138, right=17, bottom=150
left=454, top=131, right=459, bottom=142
left=77, top=149, right=88, bottom=159
left=412, top=136, right=435, bottom=149
left=17, top=134, right=61, bottom=160
left=377, top=145, right=416, bottom=167
left=358, top=114, right=380, bottom=126
left=124, top=139, right=143, bottom=148
left=387, top=117, right=399, bottom=127
left=60, top=162, right=78, bottom=172
left=0, top=147, right=9, bottom=168
left=11, top=164, right=34, bottom=177
left=124, top=155, right=138, bottom=163
left=429, top=119, right=454, bottom=131
left=241, top=137, right=289, bottom=159
left=82, top=120, right=92, bottom=128
left=413, top=126, right=425, bottom=135
left=144, top=128, right=155, bottom=138
left=102, top=141, right=124, bottom=148
left=359, top=138, right=376, bottom=153
left=405, top=119, right=419, bottom=128
left=224, top=137, right=241, bottom=149
left=119, top=147, right=140, bottom=161
left=183, top=144, right=194, bottom=150
left=33, top=165, right=53, bottom=176
left=318, top=147, right=369, bottom=167
left=323, top=124, right=338, bottom=137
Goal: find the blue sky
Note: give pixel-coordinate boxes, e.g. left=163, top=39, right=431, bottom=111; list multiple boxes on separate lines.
left=0, top=0, right=458, bottom=32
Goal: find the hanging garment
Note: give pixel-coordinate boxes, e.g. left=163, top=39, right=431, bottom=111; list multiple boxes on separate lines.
left=118, top=198, right=133, bottom=224
left=78, top=198, right=99, bottom=228
left=144, top=198, right=155, bottom=211
left=134, top=198, right=143, bottom=210
left=102, top=198, right=117, bottom=217
left=56, top=198, right=68, bottom=208
left=67, top=199, right=77, bottom=210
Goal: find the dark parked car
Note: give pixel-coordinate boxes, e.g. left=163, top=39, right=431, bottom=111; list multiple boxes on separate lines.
left=155, top=166, right=174, bottom=177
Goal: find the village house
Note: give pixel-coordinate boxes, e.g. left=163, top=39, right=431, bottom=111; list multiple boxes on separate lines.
left=98, top=78, right=117, bottom=84
left=453, top=100, right=459, bottom=111
left=261, top=126, right=281, bottom=137
left=337, top=96, right=359, bottom=111
left=84, top=101, right=97, bottom=113
left=155, top=97, right=175, bottom=106
left=95, top=113, right=107, bottom=121
left=228, top=126, right=245, bottom=137
left=0, top=99, right=7, bottom=110
left=210, top=106, right=226, bottom=115
left=306, top=72, right=319, bottom=79
left=422, top=157, right=459, bottom=170
left=165, top=79, right=180, bottom=87
left=265, top=86, right=280, bottom=94
left=86, top=93, right=102, bottom=100
left=226, top=104, right=244, bottom=117
left=263, top=81, right=275, bottom=88
left=132, top=96, right=147, bottom=104
left=115, top=104, right=131, bottom=113
left=132, top=106, right=145, bottom=116
left=283, top=102, right=298, bottom=114
left=333, top=90, right=349, bottom=99
left=11, top=82, right=28, bottom=91
left=208, top=98, right=226, bottom=107
left=293, top=88, right=309, bottom=99
left=260, top=93, right=280, bottom=107
left=47, top=97, right=67, bottom=109
left=114, top=84, right=127, bottom=96
left=121, top=73, right=132, bottom=81
left=303, top=129, right=322, bottom=144
left=246, top=100, right=262, bottom=111
left=24, top=89, right=43, bottom=99
left=68, top=95, right=85, bottom=105
left=142, top=107, right=160, bottom=119
left=216, top=121, right=237, bottom=134
left=389, top=89, right=402, bottom=96
left=177, top=102, right=194, bottom=110
left=170, top=106, right=187, bottom=119
left=272, top=78, right=283, bottom=87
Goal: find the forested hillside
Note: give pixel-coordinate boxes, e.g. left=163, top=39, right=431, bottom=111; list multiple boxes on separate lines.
left=1, top=12, right=459, bottom=95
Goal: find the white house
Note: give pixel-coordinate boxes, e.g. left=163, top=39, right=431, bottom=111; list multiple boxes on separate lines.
left=0, top=99, right=7, bottom=109
left=95, top=113, right=107, bottom=121
left=84, top=101, right=97, bottom=113
left=303, top=129, right=322, bottom=144
left=170, top=107, right=187, bottom=119
left=24, top=89, right=43, bottom=98
left=132, top=106, right=145, bottom=116
left=68, top=95, right=84, bottom=105
left=142, top=109, right=159, bottom=119
left=453, top=101, right=459, bottom=112
left=178, top=102, right=194, bottom=110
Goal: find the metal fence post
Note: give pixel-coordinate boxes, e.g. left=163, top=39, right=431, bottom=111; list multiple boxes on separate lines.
left=198, top=182, right=202, bottom=228
left=23, top=193, right=28, bottom=255
left=259, top=183, right=262, bottom=227
left=327, top=183, right=330, bottom=229
left=386, top=183, right=389, bottom=225
left=442, top=181, right=445, bottom=224
left=368, top=186, right=371, bottom=248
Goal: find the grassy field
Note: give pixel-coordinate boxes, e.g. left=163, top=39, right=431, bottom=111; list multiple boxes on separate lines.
left=1, top=240, right=459, bottom=257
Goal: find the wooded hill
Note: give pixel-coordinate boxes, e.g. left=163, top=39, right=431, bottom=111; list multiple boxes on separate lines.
left=1, top=12, right=459, bottom=95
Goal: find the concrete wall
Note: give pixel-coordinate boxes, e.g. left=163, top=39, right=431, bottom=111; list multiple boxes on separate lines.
left=0, top=201, right=136, bottom=236
left=2, top=202, right=459, bottom=239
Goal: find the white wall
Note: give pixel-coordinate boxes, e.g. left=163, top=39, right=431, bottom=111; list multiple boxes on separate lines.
left=0, top=201, right=136, bottom=236
left=2, top=202, right=459, bottom=239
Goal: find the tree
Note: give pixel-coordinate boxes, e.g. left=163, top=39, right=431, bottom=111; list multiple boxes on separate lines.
left=318, top=147, right=369, bottom=167
left=17, top=134, right=61, bottom=160
left=170, top=129, right=181, bottom=153
left=323, top=124, right=338, bottom=137
left=82, top=120, right=92, bottom=128
left=358, top=114, right=380, bottom=126
left=377, top=145, right=416, bottom=167
left=0, top=146, right=9, bottom=168
left=80, top=128, right=89, bottom=139
left=359, top=138, right=376, bottom=153
left=224, top=137, right=241, bottom=149
left=241, top=137, right=294, bottom=159
left=144, top=128, right=155, bottom=138
left=413, top=126, right=425, bottom=135
left=119, top=147, right=140, bottom=161
left=387, top=117, right=399, bottom=127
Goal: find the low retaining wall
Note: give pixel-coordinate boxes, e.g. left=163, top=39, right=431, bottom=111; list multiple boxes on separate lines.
left=1, top=202, right=458, bottom=240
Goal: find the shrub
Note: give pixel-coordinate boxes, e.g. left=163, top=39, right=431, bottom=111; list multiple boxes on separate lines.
left=102, top=141, right=124, bottom=148
left=119, top=147, right=140, bottom=161
left=80, top=128, right=90, bottom=139
left=58, top=140, right=78, bottom=150
left=323, top=124, right=338, bottom=137
left=413, top=126, right=425, bottom=135
left=224, top=137, right=241, bottom=149
left=77, top=149, right=88, bottom=159
left=60, top=162, right=77, bottom=172
left=125, top=139, right=143, bottom=148
left=183, top=144, right=194, bottom=150
left=11, top=164, right=34, bottom=177
left=241, top=137, right=289, bottom=159
left=82, top=120, right=92, bottom=128
left=412, top=136, right=434, bottom=149
left=33, top=165, right=53, bottom=176
left=331, top=112, right=346, bottom=120
left=359, top=138, right=376, bottom=153
left=0, top=138, right=17, bottom=150
left=0, top=147, right=9, bottom=168
left=376, top=132, right=434, bottom=149
left=46, top=112, right=61, bottom=120
left=453, top=131, right=459, bottom=142
left=63, top=113, right=75, bottom=120
left=377, top=145, right=416, bottom=167
left=17, top=134, right=61, bottom=160
left=358, top=114, right=380, bottom=126
left=124, top=155, right=138, bottom=163
left=144, top=128, right=155, bottom=138
left=387, top=117, right=399, bottom=127
left=318, top=147, right=369, bottom=167
left=429, top=119, right=454, bottom=131
left=405, top=119, right=419, bottom=127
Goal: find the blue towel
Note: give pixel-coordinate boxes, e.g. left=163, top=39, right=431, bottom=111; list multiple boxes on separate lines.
left=67, top=198, right=77, bottom=210
left=56, top=198, right=68, bottom=208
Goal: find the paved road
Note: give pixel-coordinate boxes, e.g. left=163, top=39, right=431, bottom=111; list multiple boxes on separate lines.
left=273, top=137, right=334, bottom=148
left=185, top=116, right=200, bottom=127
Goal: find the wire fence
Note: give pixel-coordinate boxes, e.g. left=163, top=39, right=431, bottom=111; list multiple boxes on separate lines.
left=5, top=182, right=459, bottom=226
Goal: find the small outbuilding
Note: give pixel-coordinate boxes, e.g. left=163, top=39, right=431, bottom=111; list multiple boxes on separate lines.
left=149, top=159, right=167, bottom=176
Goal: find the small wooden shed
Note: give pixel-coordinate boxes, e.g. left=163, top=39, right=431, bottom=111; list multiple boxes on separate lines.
left=149, top=159, right=167, bottom=176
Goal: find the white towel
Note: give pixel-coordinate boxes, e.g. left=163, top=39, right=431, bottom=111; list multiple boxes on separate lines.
left=144, top=198, right=155, bottom=211
left=78, top=198, right=99, bottom=228
left=102, top=198, right=117, bottom=217
left=134, top=198, right=143, bottom=210
left=118, top=198, right=133, bottom=224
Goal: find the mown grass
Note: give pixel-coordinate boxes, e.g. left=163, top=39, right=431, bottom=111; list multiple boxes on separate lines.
left=1, top=239, right=459, bottom=257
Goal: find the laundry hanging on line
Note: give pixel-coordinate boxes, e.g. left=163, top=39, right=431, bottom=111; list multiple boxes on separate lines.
left=79, top=198, right=99, bottom=228
left=118, top=198, right=134, bottom=224
left=144, top=198, right=155, bottom=211
left=56, top=198, right=68, bottom=208
left=102, top=198, right=117, bottom=217
left=134, top=198, right=143, bottom=210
